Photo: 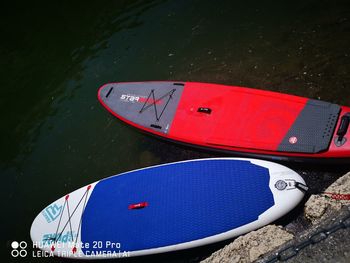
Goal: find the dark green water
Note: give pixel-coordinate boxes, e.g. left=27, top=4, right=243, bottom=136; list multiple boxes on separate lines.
left=1, top=1, right=350, bottom=262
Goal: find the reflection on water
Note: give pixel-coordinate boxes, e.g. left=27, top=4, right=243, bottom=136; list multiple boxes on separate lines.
left=1, top=0, right=350, bottom=262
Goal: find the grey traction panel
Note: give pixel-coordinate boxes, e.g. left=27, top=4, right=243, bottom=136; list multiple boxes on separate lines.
left=99, top=82, right=184, bottom=134
left=278, top=99, right=340, bottom=153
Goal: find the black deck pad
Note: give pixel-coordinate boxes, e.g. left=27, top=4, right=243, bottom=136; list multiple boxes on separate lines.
left=100, top=82, right=184, bottom=134
left=278, top=99, right=340, bottom=153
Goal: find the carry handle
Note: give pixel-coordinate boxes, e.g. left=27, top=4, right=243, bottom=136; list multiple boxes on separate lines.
left=336, top=113, right=350, bottom=141
left=128, top=202, right=148, bottom=210
left=197, top=107, right=212, bottom=114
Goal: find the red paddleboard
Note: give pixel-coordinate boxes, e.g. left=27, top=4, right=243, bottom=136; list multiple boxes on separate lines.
left=98, top=82, right=350, bottom=161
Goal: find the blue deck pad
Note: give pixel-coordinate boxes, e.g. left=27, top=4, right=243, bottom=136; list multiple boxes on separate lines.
left=81, top=160, right=274, bottom=253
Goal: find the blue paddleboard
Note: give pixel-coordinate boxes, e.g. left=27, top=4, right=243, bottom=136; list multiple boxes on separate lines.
left=30, top=158, right=306, bottom=259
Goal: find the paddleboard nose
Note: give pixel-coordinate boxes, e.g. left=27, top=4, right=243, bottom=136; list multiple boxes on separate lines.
left=30, top=183, right=97, bottom=257
left=98, top=83, right=115, bottom=100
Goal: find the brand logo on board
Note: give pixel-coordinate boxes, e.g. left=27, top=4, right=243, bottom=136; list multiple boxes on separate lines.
left=288, top=136, right=298, bottom=144
left=42, top=204, right=62, bottom=223
left=120, top=94, right=163, bottom=104
left=120, top=94, right=140, bottom=103
left=42, top=231, right=77, bottom=245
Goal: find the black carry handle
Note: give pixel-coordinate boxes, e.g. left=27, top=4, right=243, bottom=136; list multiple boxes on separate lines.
left=197, top=107, right=212, bottom=114
left=336, top=113, right=350, bottom=141
left=150, top=124, right=162, bottom=129
left=105, top=87, right=114, bottom=98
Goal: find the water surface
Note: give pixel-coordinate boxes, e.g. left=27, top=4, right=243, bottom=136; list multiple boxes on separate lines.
left=1, top=1, right=350, bottom=262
